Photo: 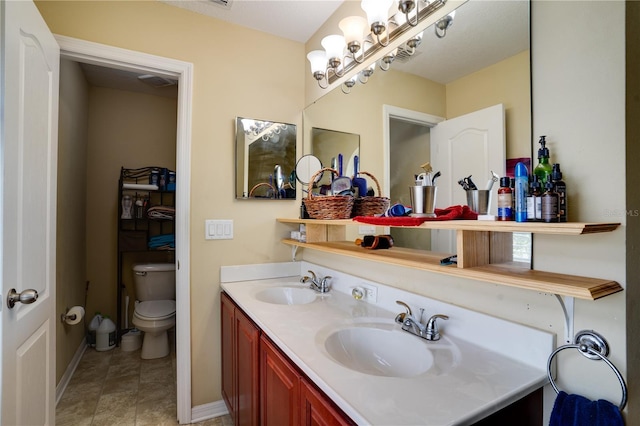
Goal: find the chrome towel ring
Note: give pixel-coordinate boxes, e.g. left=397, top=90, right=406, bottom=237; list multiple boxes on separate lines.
left=547, top=330, right=627, bottom=411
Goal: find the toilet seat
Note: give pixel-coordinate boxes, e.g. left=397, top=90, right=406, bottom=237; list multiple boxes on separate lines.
left=135, top=300, right=176, bottom=321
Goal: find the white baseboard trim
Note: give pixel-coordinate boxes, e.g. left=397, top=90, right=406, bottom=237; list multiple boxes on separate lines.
left=55, top=339, right=88, bottom=406
left=190, top=400, right=229, bottom=423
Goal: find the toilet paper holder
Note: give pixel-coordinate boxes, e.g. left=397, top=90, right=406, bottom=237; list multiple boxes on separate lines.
left=60, top=310, right=77, bottom=323
left=60, top=306, right=85, bottom=324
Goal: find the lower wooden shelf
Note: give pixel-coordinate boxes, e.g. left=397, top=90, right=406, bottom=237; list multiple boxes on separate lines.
left=282, top=239, right=622, bottom=300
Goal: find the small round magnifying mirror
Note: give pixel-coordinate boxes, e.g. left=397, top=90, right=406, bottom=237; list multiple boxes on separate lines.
left=295, top=154, right=323, bottom=185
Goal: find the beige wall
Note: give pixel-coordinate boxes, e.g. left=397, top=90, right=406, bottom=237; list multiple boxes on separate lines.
left=447, top=50, right=532, bottom=159
left=85, top=86, right=177, bottom=323
left=36, top=0, right=304, bottom=406
left=57, top=59, right=90, bottom=383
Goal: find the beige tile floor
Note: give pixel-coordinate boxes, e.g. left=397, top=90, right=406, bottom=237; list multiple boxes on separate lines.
left=56, top=345, right=232, bottom=426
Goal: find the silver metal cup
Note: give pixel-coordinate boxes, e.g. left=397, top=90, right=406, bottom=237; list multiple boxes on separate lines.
left=409, top=185, right=437, bottom=217
left=465, top=189, right=491, bottom=215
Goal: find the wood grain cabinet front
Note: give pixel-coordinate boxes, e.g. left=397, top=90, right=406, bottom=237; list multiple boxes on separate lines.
left=221, top=292, right=260, bottom=426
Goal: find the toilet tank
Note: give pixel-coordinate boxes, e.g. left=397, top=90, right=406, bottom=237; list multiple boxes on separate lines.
left=133, top=263, right=176, bottom=301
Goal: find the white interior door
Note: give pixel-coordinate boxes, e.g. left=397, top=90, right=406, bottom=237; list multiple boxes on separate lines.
left=431, top=104, right=505, bottom=253
left=1, top=1, right=59, bottom=424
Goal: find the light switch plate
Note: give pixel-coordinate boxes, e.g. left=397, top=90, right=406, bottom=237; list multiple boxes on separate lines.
left=205, top=219, right=233, bottom=240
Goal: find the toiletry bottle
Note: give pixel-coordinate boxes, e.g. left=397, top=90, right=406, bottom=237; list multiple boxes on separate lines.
left=526, top=175, right=542, bottom=222
left=552, top=163, right=567, bottom=222
left=541, top=180, right=559, bottom=223
left=534, top=136, right=552, bottom=184
left=514, top=162, right=528, bottom=222
left=497, top=177, right=513, bottom=221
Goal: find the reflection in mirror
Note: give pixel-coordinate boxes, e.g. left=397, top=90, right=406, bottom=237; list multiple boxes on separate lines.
left=235, top=117, right=296, bottom=199
left=303, top=0, right=532, bottom=266
left=311, top=128, right=360, bottom=190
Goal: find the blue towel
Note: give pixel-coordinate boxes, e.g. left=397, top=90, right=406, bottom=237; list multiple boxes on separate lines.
left=550, top=391, right=624, bottom=426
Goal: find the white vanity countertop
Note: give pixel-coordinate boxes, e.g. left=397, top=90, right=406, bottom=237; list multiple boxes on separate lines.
left=221, top=267, right=554, bottom=426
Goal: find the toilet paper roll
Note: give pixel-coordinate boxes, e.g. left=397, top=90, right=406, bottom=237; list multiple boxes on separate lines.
left=64, top=306, right=85, bottom=325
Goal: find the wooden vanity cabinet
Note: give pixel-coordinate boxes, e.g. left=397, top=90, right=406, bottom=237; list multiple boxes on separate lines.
left=221, top=292, right=260, bottom=426
left=260, top=335, right=300, bottom=425
left=223, top=292, right=353, bottom=425
left=260, top=334, right=353, bottom=426
left=300, top=379, right=352, bottom=426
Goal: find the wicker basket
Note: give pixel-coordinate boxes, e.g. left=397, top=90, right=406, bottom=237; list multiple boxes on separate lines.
left=303, top=168, right=354, bottom=220
left=352, top=171, right=390, bottom=217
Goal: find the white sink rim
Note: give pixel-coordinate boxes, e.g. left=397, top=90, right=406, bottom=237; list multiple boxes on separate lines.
left=255, top=286, right=318, bottom=305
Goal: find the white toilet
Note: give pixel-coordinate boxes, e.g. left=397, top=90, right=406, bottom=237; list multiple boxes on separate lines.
left=132, top=263, right=176, bottom=359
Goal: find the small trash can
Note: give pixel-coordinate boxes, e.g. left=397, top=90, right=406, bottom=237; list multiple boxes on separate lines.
left=121, top=329, right=142, bottom=352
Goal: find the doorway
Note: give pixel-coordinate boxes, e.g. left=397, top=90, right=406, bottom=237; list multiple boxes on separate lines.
left=56, top=35, right=193, bottom=424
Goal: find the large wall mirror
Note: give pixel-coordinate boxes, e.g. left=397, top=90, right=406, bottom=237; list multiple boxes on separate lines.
left=311, top=127, right=360, bottom=188
left=235, top=117, right=297, bottom=199
left=303, top=0, right=532, bottom=265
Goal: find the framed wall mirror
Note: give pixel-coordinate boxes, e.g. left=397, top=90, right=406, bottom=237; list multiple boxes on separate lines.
left=303, top=0, right=532, bottom=266
left=311, top=127, right=360, bottom=189
left=235, top=117, right=297, bottom=199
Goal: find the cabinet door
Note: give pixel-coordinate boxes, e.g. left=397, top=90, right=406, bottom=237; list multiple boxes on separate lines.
left=300, top=379, right=352, bottom=426
left=236, top=307, right=260, bottom=426
left=260, top=335, right=300, bottom=426
left=221, top=293, right=236, bottom=417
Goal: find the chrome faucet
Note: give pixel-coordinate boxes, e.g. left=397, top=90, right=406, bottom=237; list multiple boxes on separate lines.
left=300, top=270, right=332, bottom=293
left=395, top=300, right=449, bottom=341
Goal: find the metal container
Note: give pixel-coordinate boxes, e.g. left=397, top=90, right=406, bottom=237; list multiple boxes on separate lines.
left=409, top=185, right=437, bottom=217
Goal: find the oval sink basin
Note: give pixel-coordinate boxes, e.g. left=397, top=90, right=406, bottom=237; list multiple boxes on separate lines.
left=256, top=287, right=317, bottom=305
left=324, top=327, right=434, bottom=378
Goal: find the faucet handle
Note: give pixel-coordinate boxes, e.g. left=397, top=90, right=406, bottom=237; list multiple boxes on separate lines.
left=425, top=314, right=449, bottom=341
left=307, top=270, right=317, bottom=281
left=395, top=300, right=413, bottom=324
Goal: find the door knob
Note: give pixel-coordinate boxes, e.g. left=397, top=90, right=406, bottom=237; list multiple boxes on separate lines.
left=7, top=288, right=38, bottom=309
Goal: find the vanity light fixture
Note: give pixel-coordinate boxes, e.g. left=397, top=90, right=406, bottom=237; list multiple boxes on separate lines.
left=397, top=0, right=420, bottom=27
left=435, top=10, right=455, bottom=39
left=339, top=16, right=369, bottom=64
left=361, top=0, right=394, bottom=47
left=307, top=0, right=448, bottom=92
left=321, top=34, right=347, bottom=78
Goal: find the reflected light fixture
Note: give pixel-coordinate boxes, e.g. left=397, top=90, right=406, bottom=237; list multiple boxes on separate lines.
left=342, top=75, right=358, bottom=94
left=435, top=10, right=455, bottom=39
left=358, top=62, right=376, bottom=84
left=405, top=30, right=424, bottom=55
left=379, top=48, right=397, bottom=71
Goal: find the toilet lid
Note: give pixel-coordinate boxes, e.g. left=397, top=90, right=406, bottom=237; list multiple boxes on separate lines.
left=135, top=300, right=176, bottom=320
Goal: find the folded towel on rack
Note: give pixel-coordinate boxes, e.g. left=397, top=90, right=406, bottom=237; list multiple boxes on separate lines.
left=353, top=205, right=477, bottom=226
left=550, top=391, right=623, bottom=426
left=147, top=205, right=175, bottom=220
left=148, top=234, right=175, bottom=249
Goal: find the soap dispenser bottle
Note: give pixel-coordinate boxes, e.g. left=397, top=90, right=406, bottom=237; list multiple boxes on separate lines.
left=541, top=179, right=559, bottom=223
left=552, top=163, right=567, bottom=222
left=534, top=136, right=552, bottom=184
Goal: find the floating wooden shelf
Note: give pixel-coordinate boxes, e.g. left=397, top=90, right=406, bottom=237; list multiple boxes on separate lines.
left=277, top=218, right=622, bottom=301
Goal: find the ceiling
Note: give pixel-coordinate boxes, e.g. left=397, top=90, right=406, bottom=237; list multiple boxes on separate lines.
left=78, top=0, right=528, bottom=94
